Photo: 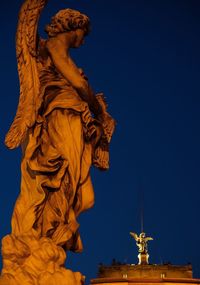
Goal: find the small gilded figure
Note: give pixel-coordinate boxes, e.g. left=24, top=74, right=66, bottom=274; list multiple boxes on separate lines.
left=130, top=232, right=153, bottom=265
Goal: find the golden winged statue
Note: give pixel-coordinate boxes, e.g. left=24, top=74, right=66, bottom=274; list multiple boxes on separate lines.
left=1, top=0, right=115, bottom=284
left=130, top=232, right=153, bottom=253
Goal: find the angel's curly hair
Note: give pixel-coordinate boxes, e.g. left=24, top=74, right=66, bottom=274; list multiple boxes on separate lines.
left=45, top=9, right=90, bottom=37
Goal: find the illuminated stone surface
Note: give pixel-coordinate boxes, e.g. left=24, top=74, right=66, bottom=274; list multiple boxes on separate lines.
left=91, top=264, right=200, bottom=285
left=0, top=0, right=115, bottom=284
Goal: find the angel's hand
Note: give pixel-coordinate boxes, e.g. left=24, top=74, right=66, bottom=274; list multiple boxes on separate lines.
left=95, top=93, right=108, bottom=113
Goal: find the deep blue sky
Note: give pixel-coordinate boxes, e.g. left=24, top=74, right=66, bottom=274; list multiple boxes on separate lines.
left=1, top=0, right=200, bottom=282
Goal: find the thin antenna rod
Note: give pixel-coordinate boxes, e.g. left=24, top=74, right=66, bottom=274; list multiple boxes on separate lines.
left=140, top=186, right=144, bottom=232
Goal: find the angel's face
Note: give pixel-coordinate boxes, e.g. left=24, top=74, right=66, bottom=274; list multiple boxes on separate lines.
left=72, top=29, right=86, bottom=48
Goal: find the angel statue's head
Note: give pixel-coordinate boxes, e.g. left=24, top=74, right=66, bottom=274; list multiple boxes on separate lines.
left=45, top=9, right=90, bottom=38
left=140, top=232, right=146, bottom=238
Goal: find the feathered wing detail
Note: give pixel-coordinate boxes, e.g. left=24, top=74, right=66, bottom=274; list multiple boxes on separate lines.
left=5, top=0, right=48, bottom=149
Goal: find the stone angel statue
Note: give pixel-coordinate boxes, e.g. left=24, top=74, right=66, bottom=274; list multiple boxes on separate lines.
left=1, top=0, right=115, bottom=284
left=130, top=232, right=153, bottom=254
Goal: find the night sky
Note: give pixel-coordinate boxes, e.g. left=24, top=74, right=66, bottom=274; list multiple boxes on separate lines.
left=1, top=0, right=200, bottom=283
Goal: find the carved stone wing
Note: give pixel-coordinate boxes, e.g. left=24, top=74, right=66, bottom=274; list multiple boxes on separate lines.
left=5, top=0, right=48, bottom=149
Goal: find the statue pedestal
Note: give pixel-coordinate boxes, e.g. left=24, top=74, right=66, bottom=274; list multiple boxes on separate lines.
left=138, top=252, right=149, bottom=265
